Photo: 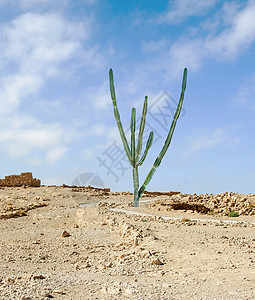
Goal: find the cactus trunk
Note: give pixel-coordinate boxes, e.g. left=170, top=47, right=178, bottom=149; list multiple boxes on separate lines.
left=133, top=166, right=139, bottom=207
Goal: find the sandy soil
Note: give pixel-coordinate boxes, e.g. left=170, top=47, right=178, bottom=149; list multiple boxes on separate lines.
left=0, top=186, right=254, bottom=299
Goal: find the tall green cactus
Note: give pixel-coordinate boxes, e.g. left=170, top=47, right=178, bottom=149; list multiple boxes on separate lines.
left=109, top=68, right=187, bottom=207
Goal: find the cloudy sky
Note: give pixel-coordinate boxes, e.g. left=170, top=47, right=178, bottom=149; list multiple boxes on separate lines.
left=0, top=0, right=255, bottom=194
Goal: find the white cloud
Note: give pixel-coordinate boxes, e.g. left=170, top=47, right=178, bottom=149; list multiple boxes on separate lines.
left=0, top=74, right=42, bottom=114
left=25, top=0, right=97, bottom=7
left=168, top=39, right=205, bottom=74
left=46, top=147, right=67, bottom=164
left=78, top=125, right=122, bottom=161
left=142, top=40, right=168, bottom=52
left=0, top=12, right=102, bottom=164
left=235, top=73, right=255, bottom=108
left=207, top=1, right=255, bottom=59
left=158, top=0, right=218, bottom=24
left=184, top=127, right=240, bottom=155
left=87, top=82, right=111, bottom=111
left=0, top=115, right=69, bottom=161
left=158, top=1, right=255, bottom=76
left=1, top=12, right=87, bottom=73
left=0, top=12, right=89, bottom=115
left=0, top=0, right=97, bottom=9
left=82, top=148, right=97, bottom=161
left=189, top=128, right=225, bottom=152
left=42, top=176, right=66, bottom=186
left=19, top=0, right=64, bottom=8
left=84, top=123, right=120, bottom=144
left=81, top=0, right=98, bottom=4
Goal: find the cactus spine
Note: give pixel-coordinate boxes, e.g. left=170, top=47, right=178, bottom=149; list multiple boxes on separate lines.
left=109, top=68, right=187, bottom=207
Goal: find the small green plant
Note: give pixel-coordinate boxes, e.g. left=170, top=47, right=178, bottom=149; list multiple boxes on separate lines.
left=228, top=211, right=239, bottom=217
left=109, top=68, right=187, bottom=207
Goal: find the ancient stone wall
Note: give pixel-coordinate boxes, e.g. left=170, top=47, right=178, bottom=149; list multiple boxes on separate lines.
left=0, top=172, right=41, bottom=187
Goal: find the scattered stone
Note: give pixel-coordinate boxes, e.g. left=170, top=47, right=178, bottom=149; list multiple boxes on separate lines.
left=43, top=293, right=54, bottom=298
left=83, top=262, right=91, bottom=268
left=61, top=230, right=71, bottom=237
left=33, top=275, right=45, bottom=280
left=151, top=258, right=164, bottom=265
left=32, top=240, right=40, bottom=244
left=53, top=290, right=66, bottom=295
left=106, top=262, right=113, bottom=267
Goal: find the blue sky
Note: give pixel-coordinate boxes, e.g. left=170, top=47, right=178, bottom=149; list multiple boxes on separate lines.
left=0, top=0, right=255, bottom=194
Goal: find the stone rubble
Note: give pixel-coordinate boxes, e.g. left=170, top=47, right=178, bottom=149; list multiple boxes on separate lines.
left=151, top=192, right=255, bottom=216
left=0, top=172, right=40, bottom=187
left=0, top=186, right=254, bottom=299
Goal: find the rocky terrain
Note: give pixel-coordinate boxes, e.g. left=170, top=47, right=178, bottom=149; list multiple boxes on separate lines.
left=0, top=186, right=254, bottom=299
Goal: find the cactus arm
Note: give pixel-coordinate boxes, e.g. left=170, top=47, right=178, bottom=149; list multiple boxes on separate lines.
left=109, top=69, right=132, bottom=164
left=156, top=68, right=187, bottom=164
left=138, top=68, right=187, bottom=200
left=130, top=108, right=136, bottom=167
left=137, top=131, right=154, bottom=166
left=136, top=96, right=148, bottom=162
left=138, top=167, right=156, bottom=199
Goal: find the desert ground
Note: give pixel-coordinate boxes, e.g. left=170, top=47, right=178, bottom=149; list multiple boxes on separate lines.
left=0, top=186, right=254, bottom=299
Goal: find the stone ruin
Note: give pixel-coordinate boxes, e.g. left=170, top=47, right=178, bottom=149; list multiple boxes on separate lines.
left=0, top=172, right=41, bottom=187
